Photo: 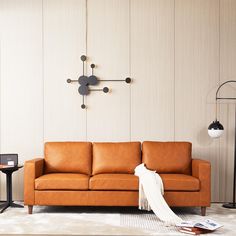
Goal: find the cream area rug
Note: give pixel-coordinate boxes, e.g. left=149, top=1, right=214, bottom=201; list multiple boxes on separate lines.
left=0, top=203, right=235, bottom=235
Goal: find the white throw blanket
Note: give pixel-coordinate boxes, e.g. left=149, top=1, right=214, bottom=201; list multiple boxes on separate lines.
left=134, top=163, right=183, bottom=226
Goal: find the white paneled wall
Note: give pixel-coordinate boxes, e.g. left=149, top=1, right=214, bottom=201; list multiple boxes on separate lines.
left=175, top=0, right=221, bottom=200
left=0, top=0, right=236, bottom=202
left=0, top=0, right=44, bottom=200
left=131, top=0, right=175, bottom=141
left=86, top=0, right=130, bottom=141
left=219, top=0, right=236, bottom=202
left=43, top=0, right=87, bottom=141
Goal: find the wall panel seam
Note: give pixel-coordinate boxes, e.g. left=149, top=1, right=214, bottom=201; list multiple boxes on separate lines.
left=42, top=0, right=45, bottom=147
left=174, top=0, right=176, bottom=141
left=129, top=0, right=131, bottom=141
left=85, top=0, right=88, bottom=141
left=0, top=39, right=2, bottom=196
left=218, top=0, right=221, bottom=201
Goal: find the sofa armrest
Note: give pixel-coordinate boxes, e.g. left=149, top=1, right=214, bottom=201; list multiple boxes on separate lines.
left=192, top=159, right=211, bottom=205
left=24, top=158, right=44, bottom=205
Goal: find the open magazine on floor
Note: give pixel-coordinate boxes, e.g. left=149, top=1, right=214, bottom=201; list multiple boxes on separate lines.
left=176, top=219, right=223, bottom=231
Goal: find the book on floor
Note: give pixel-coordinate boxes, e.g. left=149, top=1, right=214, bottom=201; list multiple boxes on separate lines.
left=176, top=219, right=223, bottom=234
left=178, top=227, right=211, bottom=235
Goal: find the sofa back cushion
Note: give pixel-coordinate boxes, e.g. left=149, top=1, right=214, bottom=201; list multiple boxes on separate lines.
left=44, top=142, right=92, bottom=175
left=92, top=142, right=141, bottom=175
left=142, top=141, right=192, bottom=174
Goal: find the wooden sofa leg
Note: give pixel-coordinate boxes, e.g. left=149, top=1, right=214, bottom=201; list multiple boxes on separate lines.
left=201, top=207, right=206, bottom=216
left=28, top=205, right=33, bottom=214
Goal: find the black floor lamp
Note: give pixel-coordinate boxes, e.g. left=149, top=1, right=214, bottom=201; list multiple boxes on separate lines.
left=208, top=80, right=236, bottom=209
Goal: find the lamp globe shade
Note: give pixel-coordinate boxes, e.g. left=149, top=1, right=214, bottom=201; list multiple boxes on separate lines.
left=208, top=120, right=224, bottom=138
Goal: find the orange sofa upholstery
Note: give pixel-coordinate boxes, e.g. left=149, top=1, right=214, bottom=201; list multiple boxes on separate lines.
left=24, top=141, right=211, bottom=215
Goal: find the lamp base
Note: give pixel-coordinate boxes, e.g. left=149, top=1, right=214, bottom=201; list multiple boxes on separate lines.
left=222, top=203, right=236, bottom=209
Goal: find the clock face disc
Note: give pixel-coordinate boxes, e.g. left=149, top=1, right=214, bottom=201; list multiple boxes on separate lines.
left=78, top=85, right=89, bottom=95
left=78, top=76, right=88, bottom=86
left=103, top=87, right=109, bottom=93
left=88, top=75, right=98, bottom=85
left=125, top=77, right=131, bottom=83
left=80, top=55, right=86, bottom=61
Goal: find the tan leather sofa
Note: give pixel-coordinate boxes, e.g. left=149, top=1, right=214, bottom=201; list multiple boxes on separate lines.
left=24, top=141, right=211, bottom=215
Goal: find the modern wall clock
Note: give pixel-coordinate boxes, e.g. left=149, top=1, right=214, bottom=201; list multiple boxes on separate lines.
left=67, top=55, right=131, bottom=109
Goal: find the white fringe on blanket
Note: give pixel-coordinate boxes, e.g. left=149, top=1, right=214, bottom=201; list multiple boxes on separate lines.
left=134, top=163, right=183, bottom=226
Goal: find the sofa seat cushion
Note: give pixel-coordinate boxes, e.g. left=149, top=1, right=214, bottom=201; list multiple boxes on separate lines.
left=35, top=173, right=89, bottom=190
left=160, top=174, right=200, bottom=191
left=89, top=174, right=139, bottom=190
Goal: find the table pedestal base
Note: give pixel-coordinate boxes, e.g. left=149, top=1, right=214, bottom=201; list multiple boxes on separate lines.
left=0, top=201, right=24, bottom=213
left=222, top=203, right=236, bottom=209
left=0, top=166, right=24, bottom=213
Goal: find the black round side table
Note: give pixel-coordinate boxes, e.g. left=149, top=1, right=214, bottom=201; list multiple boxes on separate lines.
left=0, top=165, right=24, bottom=213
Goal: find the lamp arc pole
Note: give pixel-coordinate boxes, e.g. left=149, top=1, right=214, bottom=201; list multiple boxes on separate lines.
left=209, top=80, right=236, bottom=209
